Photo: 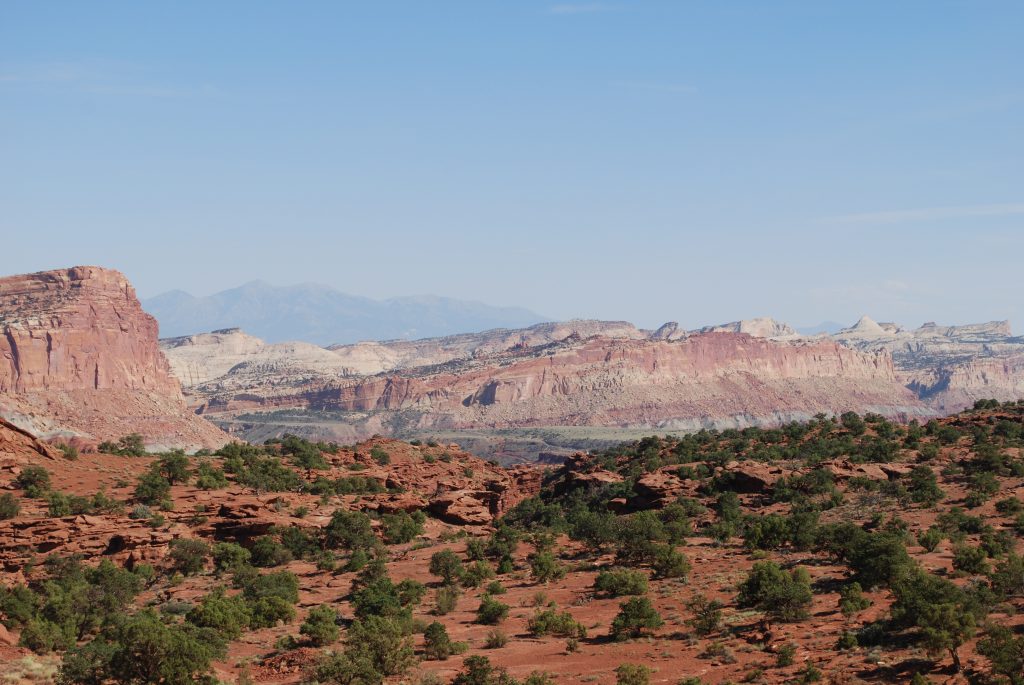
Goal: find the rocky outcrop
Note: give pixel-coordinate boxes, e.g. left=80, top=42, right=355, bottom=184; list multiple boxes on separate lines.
left=719, top=461, right=792, bottom=493
left=161, top=328, right=354, bottom=390
left=0, top=266, right=228, bottom=450
left=631, top=467, right=691, bottom=508
left=697, top=317, right=798, bottom=339
left=0, top=417, right=60, bottom=464
left=834, top=316, right=1024, bottom=411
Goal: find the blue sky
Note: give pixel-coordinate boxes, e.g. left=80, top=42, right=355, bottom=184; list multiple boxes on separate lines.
left=2, top=1, right=1022, bottom=330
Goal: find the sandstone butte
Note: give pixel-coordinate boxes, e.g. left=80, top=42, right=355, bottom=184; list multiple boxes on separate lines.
left=0, top=266, right=228, bottom=451
left=193, top=331, right=933, bottom=439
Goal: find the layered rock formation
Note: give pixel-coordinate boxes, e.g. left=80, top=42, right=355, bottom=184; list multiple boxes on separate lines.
left=0, top=267, right=228, bottom=450
left=323, top=320, right=658, bottom=375
left=834, top=316, right=1024, bottom=411
left=158, top=312, right=1024, bottom=458
left=192, top=332, right=930, bottom=444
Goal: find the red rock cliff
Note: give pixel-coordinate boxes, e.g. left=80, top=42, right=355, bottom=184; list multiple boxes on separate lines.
left=0, top=266, right=179, bottom=394
left=0, top=266, right=228, bottom=450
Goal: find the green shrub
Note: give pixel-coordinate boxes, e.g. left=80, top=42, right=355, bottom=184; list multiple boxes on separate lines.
left=977, top=624, right=1024, bottom=685
left=650, top=545, right=691, bottom=580
left=610, top=596, right=663, bottom=640
left=995, top=497, right=1024, bottom=516
left=156, top=451, right=190, bottom=485
left=300, top=605, right=340, bottom=646
left=370, top=446, right=390, bottom=465
left=917, top=527, right=943, bottom=553
left=212, top=542, right=251, bottom=575
left=477, top=630, right=504, bottom=650
left=423, top=620, right=465, bottom=660
left=429, top=549, right=464, bottom=585
left=527, top=608, right=587, bottom=638
left=475, top=595, right=510, bottom=625
left=194, top=461, right=229, bottom=489
left=186, top=589, right=251, bottom=640
left=615, top=663, right=651, bottom=685
left=463, top=560, right=496, bottom=588
left=46, top=491, right=83, bottom=517
left=890, top=569, right=987, bottom=671
left=168, top=538, right=211, bottom=576
left=234, top=455, right=303, bottom=492
left=952, top=544, right=989, bottom=575
left=799, top=662, right=822, bottom=683
left=0, top=492, right=20, bottom=520
left=776, top=643, right=797, bottom=667
left=434, top=585, right=460, bottom=615
left=59, top=609, right=225, bottom=685
left=15, top=465, right=51, bottom=498
left=737, top=562, right=813, bottom=622
left=836, top=631, right=858, bottom=650
left=325, top=509, right=377, bottom=550
left=528, top=551, right=566, bottom=583
left=250, top=536, right=294, bottom=568
left=594, top=569, right=649, bottom=597
left=382, top=510, right=425, bottom=544
left=280, top=526, right=318, bottom=560
left=839, top=582, right=871, bottom=617
left=743, top=513, right=790, bottom=551
left=907, top=466, right=944, bottom=506
left=685, top=594, right=723, bottom=636
left=242, top=570, right=300, bottom=605
left=249, top=596, right=296, bottom=628
left=134, top=469, right=171, bottom=505
left=990, top=552, right=1024, bottom=599
left=452, top=655, right=510, bottom=685
left=347, top=615, right=416, bottom=677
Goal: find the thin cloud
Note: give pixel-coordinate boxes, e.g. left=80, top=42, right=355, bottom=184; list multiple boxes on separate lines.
left=547, top=3, right=617, bottom=15
left=611, top=81, right=696, bottom=94
left=829, top=203, right=1024, bottom=225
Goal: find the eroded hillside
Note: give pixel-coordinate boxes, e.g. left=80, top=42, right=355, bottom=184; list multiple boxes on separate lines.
left=1, top=404, right=1023, bottom=684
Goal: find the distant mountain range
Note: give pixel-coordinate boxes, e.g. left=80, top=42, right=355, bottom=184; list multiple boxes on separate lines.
left=142, top=281, right=549, bottom=345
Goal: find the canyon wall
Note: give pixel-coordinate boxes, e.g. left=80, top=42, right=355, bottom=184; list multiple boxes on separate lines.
left=0, top=267, right=228, bottom=450
left=195, top=332, right=931, bottom=438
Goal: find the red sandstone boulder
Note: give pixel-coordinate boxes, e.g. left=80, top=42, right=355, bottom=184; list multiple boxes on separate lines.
left=428, top=490, right=496, bottom=526
left=0, top=417, right=60, bottom=464
left=720, top=461, right=789, bottom=493
left=631, top=466, right=691, bottom=508
left=820, top=459, right=889, bottom=482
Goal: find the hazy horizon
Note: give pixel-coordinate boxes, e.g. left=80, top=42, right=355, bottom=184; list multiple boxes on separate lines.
left=4, top=2, right=1022, bottom=330
left=136, top=275, right=1013, bottom=336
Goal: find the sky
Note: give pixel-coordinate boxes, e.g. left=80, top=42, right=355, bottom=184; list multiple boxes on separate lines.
left=2, top=1, right=1022, bottom=331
